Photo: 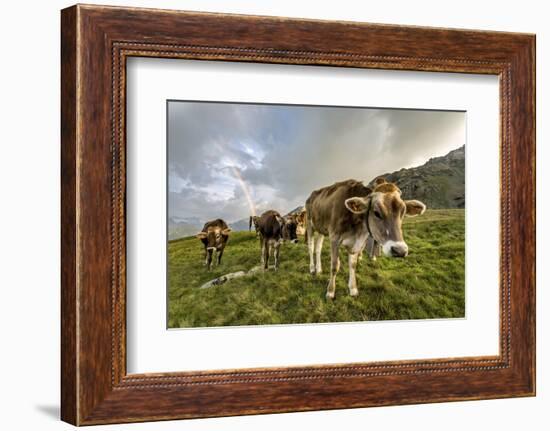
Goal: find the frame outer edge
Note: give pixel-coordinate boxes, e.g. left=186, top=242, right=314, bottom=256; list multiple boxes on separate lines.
left=61, top=4, right=80, bottom=426
left=526, top=35, right=536, bottom=395
left=531, top=34, right=536, bottom=396
left=505, top=35, right=536, bottom=396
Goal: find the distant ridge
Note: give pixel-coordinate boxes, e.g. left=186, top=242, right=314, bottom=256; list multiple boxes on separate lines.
left=370, top=145, right=465, bottom=209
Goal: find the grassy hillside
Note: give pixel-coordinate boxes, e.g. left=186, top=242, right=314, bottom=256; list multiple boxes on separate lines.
left=168, top=209, right=465, bottom=328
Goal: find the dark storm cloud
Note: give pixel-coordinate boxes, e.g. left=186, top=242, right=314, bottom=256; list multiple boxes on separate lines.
left=168, top=101, right=465, bottom=223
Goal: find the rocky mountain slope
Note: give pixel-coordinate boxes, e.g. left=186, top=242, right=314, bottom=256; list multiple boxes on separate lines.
left=370, top=145, right=465, bottom=209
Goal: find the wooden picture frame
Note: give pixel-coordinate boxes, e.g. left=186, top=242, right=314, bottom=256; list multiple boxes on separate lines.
left=61, top=4, right=535, bottom=425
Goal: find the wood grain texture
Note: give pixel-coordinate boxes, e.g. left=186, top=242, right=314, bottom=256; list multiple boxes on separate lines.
left=60, top=5, right=78, bottom=425
left=60, top=4, right=536, bottom=425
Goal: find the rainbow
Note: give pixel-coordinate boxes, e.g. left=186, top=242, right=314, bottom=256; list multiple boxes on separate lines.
left=230, top=166, right=257, bottom=217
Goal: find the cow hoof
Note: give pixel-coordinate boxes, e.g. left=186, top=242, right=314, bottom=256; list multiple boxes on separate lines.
left=326, top=291, right=335, bottom=300
left=349, top=288, right=359, bottom=297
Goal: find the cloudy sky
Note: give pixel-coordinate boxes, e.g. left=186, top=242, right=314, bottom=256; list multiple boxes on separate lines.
left=168, top=101, right=465, bottom=224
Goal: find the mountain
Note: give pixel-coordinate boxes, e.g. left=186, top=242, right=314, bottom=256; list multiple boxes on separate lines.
left=370, top=145, right=465, bottom=209
left=168, top=217, right=202, bottom=240
left=229, top=218, right=252, bottom=232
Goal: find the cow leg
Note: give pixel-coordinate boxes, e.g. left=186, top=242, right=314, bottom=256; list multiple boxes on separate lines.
left=217, top=247, right=224, bottom=265
left=375, top=242, right=382, bottom=259
left=314, top=234, right=325, bottom=275
left=366, top=236, right=374, bottom=261
left=326, top=237, right=339, bottom=299
left=263, top=239, right=270, bottom=270
left=366, top=236, right=381, bottom=261
left=203, top=247, right=208, bottom=266
left=274, top=241, right=281, bottom=270
left=206, top=249, right=213, bottom=270
left=260, top=236, right=265, bottom=266
left=308, top=230, right=316, bottom=274
left=348, top=252, right=359, bottom=296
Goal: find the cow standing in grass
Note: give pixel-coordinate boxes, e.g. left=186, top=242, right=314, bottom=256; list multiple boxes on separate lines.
left=257, top=210, right=299, bottom=270
left=249, top=215, right=260, bottom=236
left=285, top=207, right=307, bottom=237
left=305, top=178, right=426, bottom=299
left=196, top=219, right=231, bottom=270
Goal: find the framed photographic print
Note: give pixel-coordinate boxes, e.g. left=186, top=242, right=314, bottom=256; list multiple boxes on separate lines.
left=61, top=4, right=536, bottom=425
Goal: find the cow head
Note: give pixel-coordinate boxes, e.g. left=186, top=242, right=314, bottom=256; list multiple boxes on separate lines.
left=344, top=178, right=426, bottom=258
left=196, top=226, right=231, bottom=250
left=281, top=215, right=299, bottom=244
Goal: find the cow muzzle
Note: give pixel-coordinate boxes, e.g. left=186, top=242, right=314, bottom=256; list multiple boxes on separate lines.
left=382, top=241, right=408, bottom=258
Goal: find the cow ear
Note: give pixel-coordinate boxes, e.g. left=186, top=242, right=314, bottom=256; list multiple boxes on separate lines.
left=221, top=228, right=232, bottom=235
left=196, top=232, right=208, bottom=239
left=345, top=197, right=369, bottom=214
left=375, top=177, right=387, bottom=185
left=404, top=200, right=426, bottom=216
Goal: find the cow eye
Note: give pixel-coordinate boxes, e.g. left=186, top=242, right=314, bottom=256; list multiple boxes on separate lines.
left=374, top=210, right=382, bottom=219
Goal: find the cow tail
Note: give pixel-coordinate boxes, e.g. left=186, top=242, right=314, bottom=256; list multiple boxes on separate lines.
left=249, top=216, right=252, bottom=231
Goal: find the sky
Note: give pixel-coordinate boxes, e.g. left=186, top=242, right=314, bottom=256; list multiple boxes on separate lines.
left=168, top=101, right=465, bottom=224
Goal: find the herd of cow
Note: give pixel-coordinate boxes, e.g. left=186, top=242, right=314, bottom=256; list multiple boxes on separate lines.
left=196, top=178, right=427, bottom=299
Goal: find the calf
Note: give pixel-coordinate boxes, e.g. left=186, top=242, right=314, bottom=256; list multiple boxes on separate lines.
left=305, top=178, right=426, bottom=299
left=196, top=219, right=231, bottom=270
left=257, top=210, right=298, bottom=270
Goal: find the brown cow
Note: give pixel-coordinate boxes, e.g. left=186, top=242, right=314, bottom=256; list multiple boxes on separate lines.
left=257, top=210, right=298, bottom=270
left=305, top=178, right=426, bottom=299
left=196, top=219, right=231, bottom=270
left=285, top=207, right=307, bottom=236
left=249, top=215, right=261, bottom=236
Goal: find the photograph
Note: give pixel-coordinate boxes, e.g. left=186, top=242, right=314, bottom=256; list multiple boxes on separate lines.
left=167, top=101, right=466, bottom=328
